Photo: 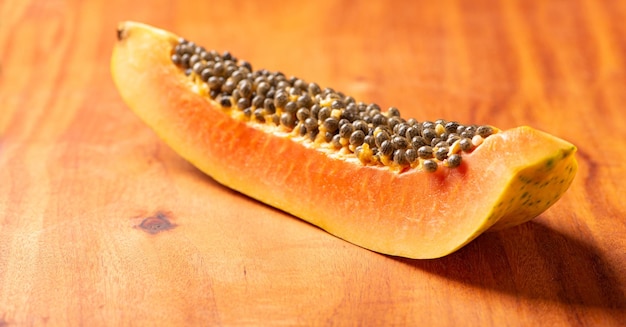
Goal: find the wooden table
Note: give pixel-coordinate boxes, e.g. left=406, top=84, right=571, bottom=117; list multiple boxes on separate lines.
left=2, top=0, right=625, bottom=325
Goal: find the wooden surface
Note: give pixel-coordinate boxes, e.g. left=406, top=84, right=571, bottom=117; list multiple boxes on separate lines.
left=1, top=0, right=625, bottom=325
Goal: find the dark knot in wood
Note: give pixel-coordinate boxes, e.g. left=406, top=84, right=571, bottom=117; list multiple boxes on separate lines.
left=138, top=211, right=175, bottom=234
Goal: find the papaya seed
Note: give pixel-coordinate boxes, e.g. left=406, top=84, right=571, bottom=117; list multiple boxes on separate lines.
left=323, top=117, right=339, bottom=133
left=375, top=129, right=390, bottom=147
left=339, top=123, right=354, bottom=139
left=200, top=68, right=213, bottom=82
left=256, top=81, right=270, bottom=95
left=393, top=149, right=409, bottom=166
left=459, top=138, right=473, bottom=152
left=422, top=128, right=437, bottom=144
left=477, top=125, right=494, bottom=138
left=388, top=107, right=401, bottom=117
left=353, top=120, right=369, bottom=134
left=237, top=97, right=250, bottom=110
left=324, top=131, right=334, bottom=142
left=280, top=113, right=296, bottom=129
left=349, top=130, right=365, bottom=147
left=379, top=140, right=394, bottom=157
left=252, top=95, right=264, bottom=108
left=363, top=135, right=375, bottom=148
left=221, top=79, right=236, bottom=93
left=192, top=61, right=204, bottom=75
left=238, top=80, right=252, bottom=98
left=296, top=108, right=310, bottom=122
left=304, top=117, right=318, bottom=133
left=387, top=117, right=403, bottom=131
left=405, top=148, right=418, bottom=163
left=318, top=107, right=331, bottom=121
left=284, top=101, right=297, bottom=115
left=423, top=159, right=438, bottom=172
left=372, top=113, right=387, bottom=126
left=446, top=133, right=460, bottom=145
left=405, top=126, right=420, bottom=140
left=422, top=121, right=435, bottom=130
left=411, top=136, right=427, bottom=149
left=254, top=108, right=265, bottom=123
left=391, top=136, right=409, bottom=150
left=220, top=96, right=232, bottom=108
left=297, top=94, right=312, bottom=108
left=308, top=82, right=322, bottom=95
left=331, top=134, right=342, bottom=149
left=310, top=104, right=321, bottom=120
left=243, top=107, right=252, bottom=118
left=447, top=154, right=462, bottom=168
left=435, top=147, right=449, bottom=161
left=418, top=146, right=434, bottom=159
left=330, top=99, right=344, bottom=110
left=274, top=92, right=288, bottom=108
left=230, top=70, right=245, bottom=84
left=445, top=121, right=460, bottom=134
left=263, top=98, right=276, bottom=114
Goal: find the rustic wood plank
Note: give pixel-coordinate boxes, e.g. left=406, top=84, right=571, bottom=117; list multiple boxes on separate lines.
left=1, top=0, right=625, bottom=325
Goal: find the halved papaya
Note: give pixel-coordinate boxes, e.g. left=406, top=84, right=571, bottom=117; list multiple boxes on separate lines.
left=111, top=21, right=577, bottom=259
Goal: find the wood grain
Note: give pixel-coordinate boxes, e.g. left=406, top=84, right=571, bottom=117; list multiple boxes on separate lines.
left=1, top=0, right=625, bottom=326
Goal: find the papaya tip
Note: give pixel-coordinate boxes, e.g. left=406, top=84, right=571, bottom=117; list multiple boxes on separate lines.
left=116, top=22, right=130, bottom=41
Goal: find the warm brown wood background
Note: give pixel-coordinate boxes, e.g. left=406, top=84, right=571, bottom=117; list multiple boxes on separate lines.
left=1, top=0, right=625, bottom=326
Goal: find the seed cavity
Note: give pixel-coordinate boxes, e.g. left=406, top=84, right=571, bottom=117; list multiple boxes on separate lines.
left=170, top=39, right=499, bottom=173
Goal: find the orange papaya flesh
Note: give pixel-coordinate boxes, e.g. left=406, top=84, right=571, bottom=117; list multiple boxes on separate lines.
left=111, top=21, right=577, bottom=259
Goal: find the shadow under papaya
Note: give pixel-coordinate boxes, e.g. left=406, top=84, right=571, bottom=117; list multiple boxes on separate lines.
left=392, top=220, right=626, bottom=312
left=169, top=148, right=625, bottom=317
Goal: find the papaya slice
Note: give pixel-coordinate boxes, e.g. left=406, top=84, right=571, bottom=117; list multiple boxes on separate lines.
left=111, top=21, right=577, bottom=259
